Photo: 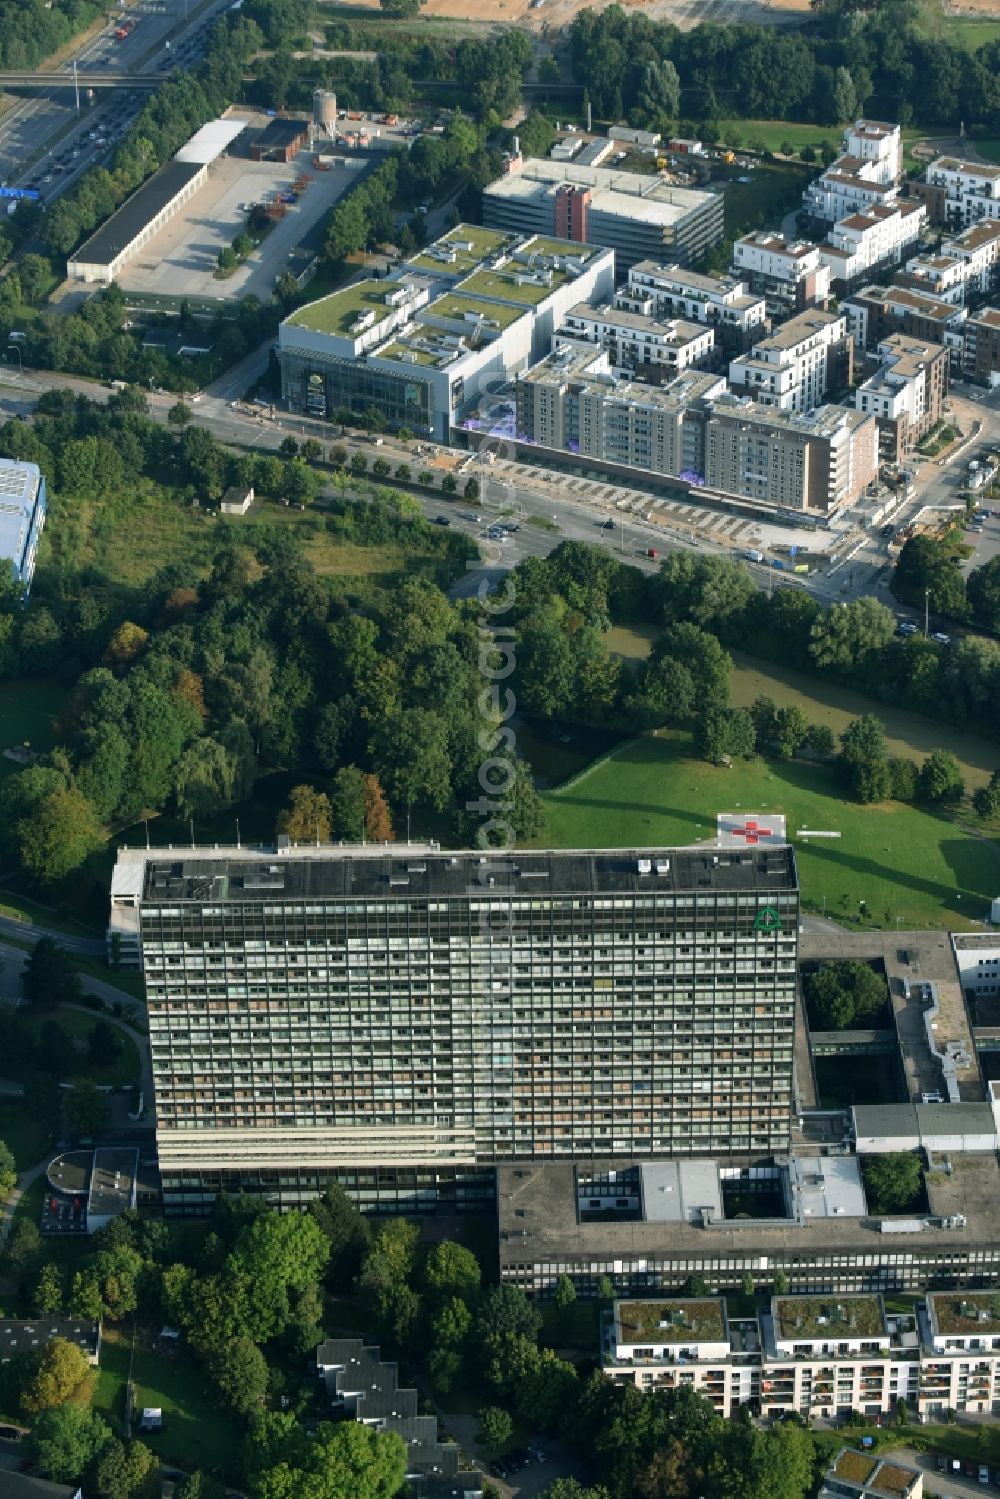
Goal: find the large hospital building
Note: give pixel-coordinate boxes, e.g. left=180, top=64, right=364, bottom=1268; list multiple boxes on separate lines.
left=110, top=840, right=799, bottom=1216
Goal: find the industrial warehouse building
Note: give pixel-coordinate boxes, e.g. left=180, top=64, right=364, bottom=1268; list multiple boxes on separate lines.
left=249, top=116, right=308, bottom=163
left=66, top=118, right=247, bottom=284
left=482, top=158, right=724, bottom=273
left=0, top=458, right=46, bottom=597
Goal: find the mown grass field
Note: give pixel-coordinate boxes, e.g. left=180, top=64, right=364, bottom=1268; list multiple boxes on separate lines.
left=0, top=1104, right=55, bottom=1172
left=539, top=730, right=1000, bottom=930
left=605, top=629, right=1000, bottom=791
left=93, top=1325, right=244, bottom=1477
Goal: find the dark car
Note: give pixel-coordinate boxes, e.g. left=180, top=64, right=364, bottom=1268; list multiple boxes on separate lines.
left=601, top=517, right=615, bottom=529
left=880, top=522, right=895, bottom=537
left=432, top=515, right=451, bottom=526
left=0, top=1425, right=21, bottom=1440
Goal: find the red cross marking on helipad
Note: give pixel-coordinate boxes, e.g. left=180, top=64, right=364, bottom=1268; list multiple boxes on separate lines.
left=729, top=821, right=775, bottom=846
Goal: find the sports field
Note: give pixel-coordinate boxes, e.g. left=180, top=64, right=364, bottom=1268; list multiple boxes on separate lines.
left=539, top=730, right=1000, bottom=930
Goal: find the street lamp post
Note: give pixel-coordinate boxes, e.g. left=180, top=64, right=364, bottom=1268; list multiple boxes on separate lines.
left=7, top=342, right=22, bottom=374
left=924, top=587, right=930, bottom=639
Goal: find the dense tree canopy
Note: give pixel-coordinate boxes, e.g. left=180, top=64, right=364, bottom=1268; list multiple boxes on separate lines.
left=567, top=0, right=1000, bottom=132
left=804, top=960, right=889, bottom=1030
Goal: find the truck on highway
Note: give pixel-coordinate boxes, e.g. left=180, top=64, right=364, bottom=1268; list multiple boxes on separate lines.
left=743, top=548, right=764, bottom=564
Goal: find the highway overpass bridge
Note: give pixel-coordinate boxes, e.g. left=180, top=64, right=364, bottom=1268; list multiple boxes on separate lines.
left=0, top=71, right=161, bottom=91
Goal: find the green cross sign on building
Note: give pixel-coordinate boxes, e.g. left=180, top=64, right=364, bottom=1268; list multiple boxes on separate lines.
left=753, top=906, right=782, bottom=933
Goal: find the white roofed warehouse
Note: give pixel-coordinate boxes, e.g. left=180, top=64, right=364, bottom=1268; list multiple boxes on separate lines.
left=0, top=458, right=46, bottom=599
left=67, top=118, right=247, bottom=285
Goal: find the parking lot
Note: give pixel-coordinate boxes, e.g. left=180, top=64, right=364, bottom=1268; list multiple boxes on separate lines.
left=116, top=139, right=367, bottom=302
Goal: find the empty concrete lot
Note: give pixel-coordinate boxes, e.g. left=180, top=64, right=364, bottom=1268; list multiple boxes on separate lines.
left=116, top=150, right=367, bottom=302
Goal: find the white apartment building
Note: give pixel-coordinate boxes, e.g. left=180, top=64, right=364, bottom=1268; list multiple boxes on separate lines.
left=604, top=1294, right=919, bottom=1418
left=620, top=261, right=768, bottom=353
left=803, top=122, right=902, bottom=228
left=920, top=1293, right=1000, bottom=1416
left=732, top=233, right=831, bottom=316
left=902, top=220, right=1000, bottom=305
left=818, top=201, right=926, bottom=289
left=922, top=157, right=1000, bottom=229
left=728, top=309, right=850, bottom=413
left=804, top=166, right=899, bottom=230
left=843, top=119, right=902, bottom=187
left=556, top=301, right=715, bottom=375
left=945, top=220, right=1000, bottom=296
left=854, top=333, right=949, bottom=460
left=605, top=1291, right=1000, bottom=1421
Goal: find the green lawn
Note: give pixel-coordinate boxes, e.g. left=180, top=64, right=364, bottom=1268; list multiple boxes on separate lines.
left=93, top=1326, right=245, bottom=1478
left=516, top=720, right=625, bottom=790
left=0, top=1104, right=55, bottom=1173
left=0, top=680, right=69, bottom=780
left=604, top=634, right=1000, bottom=792
left=976, top=138, right=1000, bottom=164
left=727, top=651, right=999, bottom=791
left=539, top=730, right=1000, bottom=930
left=939, top=16, right=1000, bottom=51
left=718, top=119, right=839, bottom=155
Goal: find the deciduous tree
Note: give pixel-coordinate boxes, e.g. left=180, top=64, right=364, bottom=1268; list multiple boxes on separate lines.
left=277, top=784, right=333, bottom=844
left=21, top=1337, right=93, bottom=1412
left=28, top=1404, right=111, bottom=1484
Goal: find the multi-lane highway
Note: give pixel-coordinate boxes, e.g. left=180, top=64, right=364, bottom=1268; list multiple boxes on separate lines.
left=0, top=0, right=230, bottom=208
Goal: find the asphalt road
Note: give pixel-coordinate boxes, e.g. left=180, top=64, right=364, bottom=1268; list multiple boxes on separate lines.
left=1, top=363, right=998, bottom=615
left=0, top=0, right=231, bottom=203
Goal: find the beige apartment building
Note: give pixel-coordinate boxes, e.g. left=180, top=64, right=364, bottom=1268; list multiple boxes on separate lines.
left=728, top=308, right=853, bottom=414
left=704, top=396, right=878, bottom=515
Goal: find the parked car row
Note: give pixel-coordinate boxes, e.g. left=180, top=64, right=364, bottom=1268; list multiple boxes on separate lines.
left=937, top=1455, right=994, bottom=1486
left=488, top=1444, right=547, bottom=1480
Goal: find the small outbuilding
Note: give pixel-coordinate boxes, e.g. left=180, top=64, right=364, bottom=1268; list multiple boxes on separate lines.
left=220, top=484, right=254, bottom=515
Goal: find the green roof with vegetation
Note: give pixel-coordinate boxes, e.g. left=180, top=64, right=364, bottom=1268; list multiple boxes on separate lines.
left=774, top=1295, right=885, bottom=1340
left=459, top=265, right=567, bottom=307
left=930, top=1292, right=1000, bottom=1334
left=523, top=234, right=596, bottom=261
left=831, top=1451, right=878, bottom=1486
left=407, top=224, right=511, bottom=276
left=427, top=292, right=525, bottom=330
left=871, top=1464, right=919, bottom=1498
left=285, top=280, right=394, bottom=336
left=376, top=340, right=440, bottom=367
left=617, top=1298, right=725, bottom=1344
